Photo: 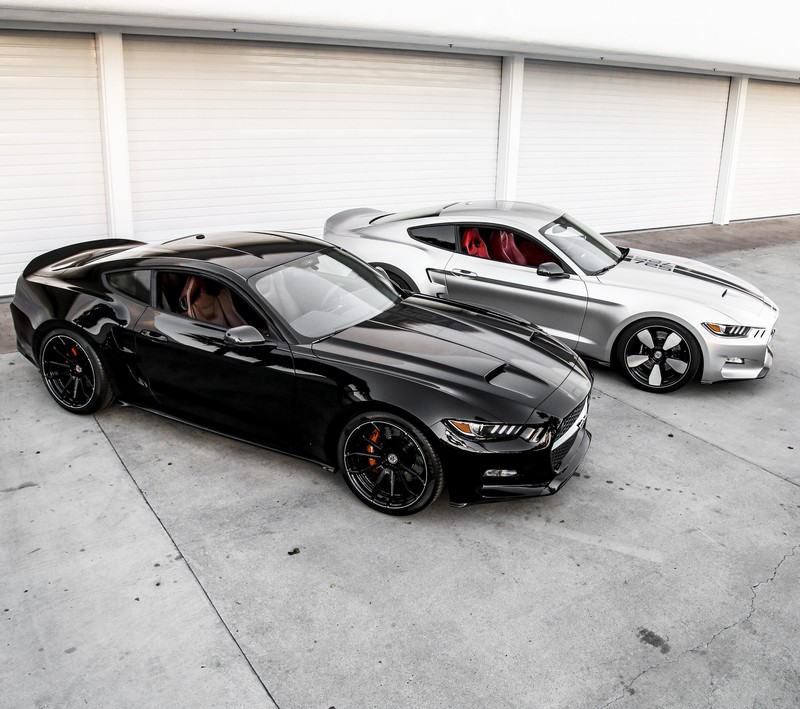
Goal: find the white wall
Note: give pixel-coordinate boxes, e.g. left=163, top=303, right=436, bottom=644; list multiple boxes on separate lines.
left=2, top=0, right=800, bottom=79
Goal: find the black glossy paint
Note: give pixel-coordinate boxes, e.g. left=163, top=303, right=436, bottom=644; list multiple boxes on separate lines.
left=12, top=231, right=593, bottom=507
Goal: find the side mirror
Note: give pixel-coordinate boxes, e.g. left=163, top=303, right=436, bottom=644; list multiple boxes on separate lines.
left=223, top=325, right=267, bottom=346
left=537, top=262, right=569, bottom=279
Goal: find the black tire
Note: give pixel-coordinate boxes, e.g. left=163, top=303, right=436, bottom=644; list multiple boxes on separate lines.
left=338, top=411, right=444, bottom=515
left=39, top=329, right=115, bottom=414
left=615, top=318, right=702, bottom=393
left=382, top=270, right=414, bottom=293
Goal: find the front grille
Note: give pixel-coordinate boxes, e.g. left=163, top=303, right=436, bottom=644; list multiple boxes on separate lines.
left=550, top=397, right=588, bottom=471
left=551, top=433, right=577, bottom=471
left=555, top=399, right=585, bottom=441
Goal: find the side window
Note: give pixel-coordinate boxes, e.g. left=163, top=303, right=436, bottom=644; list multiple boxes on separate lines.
left=107, top=270, right=152, bottom=304
left=459, top=226, right=490, bottom=259
left=156, top=271, right=267, bottom=330
left=408, top=224, right=457, bottom=251
left=458, top=226, right=557, bottom=268
left=513, top=233, right=558, bottom=268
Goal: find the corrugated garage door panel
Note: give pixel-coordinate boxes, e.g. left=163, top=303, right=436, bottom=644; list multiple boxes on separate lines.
left=123, top=36, right=501, bottom=239
left=731, top=80, right=800, bottom=221
left=517, top=62, right=729, bottom=233
left=0, top=31, right=107, bottom=295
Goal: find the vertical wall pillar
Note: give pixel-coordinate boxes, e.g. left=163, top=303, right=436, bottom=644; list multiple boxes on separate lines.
left=713, top=76, right=748, bottom=225
left=96, top=31, right=135, bottom=237
left=495, top=55, right=525, bottom=201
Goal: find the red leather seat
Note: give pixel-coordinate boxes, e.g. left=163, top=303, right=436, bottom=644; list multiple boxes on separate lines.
left=178, top=276, right=246, bottom=328
left=461, top=228, right=489, bottom=259
left=488, top=230, right=526, bottom=265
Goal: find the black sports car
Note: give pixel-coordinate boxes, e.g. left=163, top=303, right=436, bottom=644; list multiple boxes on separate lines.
left=11, top=231, right=592, bottom=515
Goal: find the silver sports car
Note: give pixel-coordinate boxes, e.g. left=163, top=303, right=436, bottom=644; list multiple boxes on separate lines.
left=324, top=201, right=778, bottom=393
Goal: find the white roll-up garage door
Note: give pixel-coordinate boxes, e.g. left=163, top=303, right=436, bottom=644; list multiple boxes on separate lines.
left=0, top=31, right=107, bottom=295
left=730, top=80, right=800, bottom=221
left=123, top=36, right=501, bottom=240
left=517, top=61, right=730, bottom=233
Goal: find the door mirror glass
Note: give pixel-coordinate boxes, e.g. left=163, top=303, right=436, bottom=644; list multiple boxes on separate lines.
left=537, top=262, right=569, bottom=279
left=223, top=325, right=267, bottom=346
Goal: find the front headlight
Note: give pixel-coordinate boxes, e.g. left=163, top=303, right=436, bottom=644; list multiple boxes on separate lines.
left=445, top=420, right=552, bottom=449
left=703, top=322, right=751, bottom=337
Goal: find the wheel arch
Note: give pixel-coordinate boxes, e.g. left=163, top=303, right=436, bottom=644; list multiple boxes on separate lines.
left=609, top=311, right=708, bottom=371
left=32, top=320, right=124, bottom=398
left=322, top=399, right=438, bottom=472
left=370, top=263, right=419, bottom=293
left=32, top=319, right=115, bottom=366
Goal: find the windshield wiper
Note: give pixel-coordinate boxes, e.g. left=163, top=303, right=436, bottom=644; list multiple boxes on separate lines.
left=593, top=247, right=629, bottom=276
left=593, top=263, right=618, bottom=276
left=312, top=325, right=353, bottom=343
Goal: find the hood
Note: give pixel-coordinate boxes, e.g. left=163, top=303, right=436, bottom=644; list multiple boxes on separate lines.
left=601, top=248, right=777, bottom=323
left=311, top=296, right=584, bottom=406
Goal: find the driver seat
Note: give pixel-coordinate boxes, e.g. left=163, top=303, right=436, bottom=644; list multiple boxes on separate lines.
left=179, top=276, right=246, bottom=328
left=488, top=230, right=526, bottom=265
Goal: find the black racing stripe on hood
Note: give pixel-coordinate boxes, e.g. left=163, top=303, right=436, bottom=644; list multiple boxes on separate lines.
left=623, top=256, right=764, bottom=302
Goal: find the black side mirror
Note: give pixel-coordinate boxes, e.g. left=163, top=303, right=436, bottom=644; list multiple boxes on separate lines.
left=537, top=262, right=569, bottom=279
left=223, top=325, right=267, bottom=346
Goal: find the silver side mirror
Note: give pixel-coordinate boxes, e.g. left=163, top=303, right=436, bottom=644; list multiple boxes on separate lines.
left=537, top=262, right=569, bottom=279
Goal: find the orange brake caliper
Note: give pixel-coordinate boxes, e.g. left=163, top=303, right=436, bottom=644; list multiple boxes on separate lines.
left=367, top=429, right=380, bottom=467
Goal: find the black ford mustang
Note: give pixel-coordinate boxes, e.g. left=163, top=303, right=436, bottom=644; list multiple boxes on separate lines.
left=11, top=231, right=592, bottom=515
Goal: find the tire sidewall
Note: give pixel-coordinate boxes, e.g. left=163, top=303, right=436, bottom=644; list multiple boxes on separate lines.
left=337, top=411, right=443, bottom=515
left=39, top=328, right=114, bottom=414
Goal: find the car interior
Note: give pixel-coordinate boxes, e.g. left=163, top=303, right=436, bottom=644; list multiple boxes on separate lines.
left=157, top=272, right=263, bottom=330
left=459, top=227, right=553, bottom=267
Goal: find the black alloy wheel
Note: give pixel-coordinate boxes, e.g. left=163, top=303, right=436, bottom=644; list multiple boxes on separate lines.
left=39, top=329, right=114, bottom=414
left=339, top=412, right=444, bottom=515
left=616, top=319, right=701, bottom=393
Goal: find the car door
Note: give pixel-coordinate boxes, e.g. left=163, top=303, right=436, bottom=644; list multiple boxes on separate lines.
left=443, top=225, right=588, bottom=349
left=132, top=270, right=296, bottom=450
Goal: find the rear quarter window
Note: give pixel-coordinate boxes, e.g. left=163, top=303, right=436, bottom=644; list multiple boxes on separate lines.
left=106, top=270, right=151, bottom=304
left=408, top=224, right=457, bottom=251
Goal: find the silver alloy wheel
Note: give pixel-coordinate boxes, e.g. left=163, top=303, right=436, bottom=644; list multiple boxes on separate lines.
left=623, top=324, right=693, bottom=390
left=342, top=419, right=429, bottom=510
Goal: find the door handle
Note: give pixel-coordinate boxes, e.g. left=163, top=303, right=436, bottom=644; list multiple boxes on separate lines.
left=451, top=269, right=477, bottom=278
left=141, top=329, right=168, bottom=342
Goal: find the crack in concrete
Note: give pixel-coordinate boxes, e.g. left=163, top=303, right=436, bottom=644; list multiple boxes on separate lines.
left=599, top=542, right=800, bottom=708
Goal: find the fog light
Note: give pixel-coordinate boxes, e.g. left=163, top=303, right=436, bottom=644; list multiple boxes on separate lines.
left=725, top=356, right=745, bottom=365
left=484, top=469, right=518, bottom=477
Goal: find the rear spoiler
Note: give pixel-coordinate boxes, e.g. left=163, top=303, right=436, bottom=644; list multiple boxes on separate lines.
left=324, top=208, right=385, bottom=236
left=23, top=238, right=144, bottom=277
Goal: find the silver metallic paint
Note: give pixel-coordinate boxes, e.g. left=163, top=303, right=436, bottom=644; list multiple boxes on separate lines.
left=325, top=201, right=779, bottom=385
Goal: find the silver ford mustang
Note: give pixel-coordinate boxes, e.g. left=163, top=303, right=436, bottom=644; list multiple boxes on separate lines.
left=324, top=200, right=779, bottom=393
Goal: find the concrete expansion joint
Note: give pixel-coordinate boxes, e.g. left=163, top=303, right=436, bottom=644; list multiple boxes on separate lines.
left=599, top=543, right=800, bottom=708
left=595, top=386, right=800, bottom=491
left=92, top=414, right=282, bottom=709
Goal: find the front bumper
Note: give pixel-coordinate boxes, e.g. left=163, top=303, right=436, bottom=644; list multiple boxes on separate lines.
left=700, top=326, right=776, bottom=383
left=439, top=416, right=591, bottom=508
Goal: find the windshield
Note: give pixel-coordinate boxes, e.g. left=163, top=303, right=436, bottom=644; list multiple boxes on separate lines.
left=539, top=216, right=623, bottom=275
left=251, top=248, right=399, bottom=340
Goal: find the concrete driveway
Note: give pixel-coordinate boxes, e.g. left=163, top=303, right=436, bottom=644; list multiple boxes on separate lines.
left=1, top=221, right=799, bottom=708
